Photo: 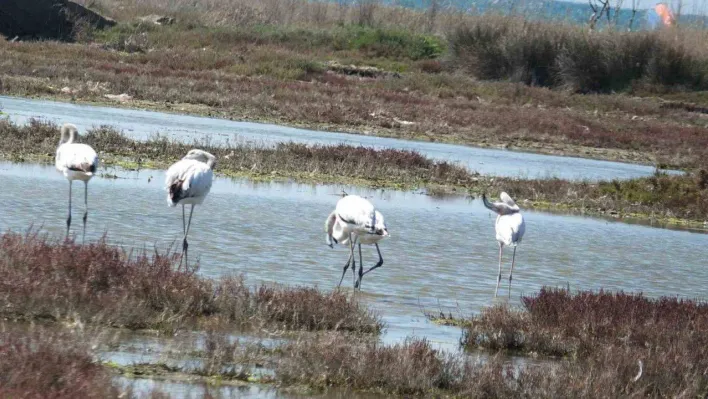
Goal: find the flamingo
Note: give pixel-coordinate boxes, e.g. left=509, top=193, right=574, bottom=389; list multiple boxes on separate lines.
left=482, top=192, right=526, bottom=298
left=325, top=194, right=388, bottom=289
left=165, top=149, right=216, bottom=269
left=55, top=123, right=99, bottom=243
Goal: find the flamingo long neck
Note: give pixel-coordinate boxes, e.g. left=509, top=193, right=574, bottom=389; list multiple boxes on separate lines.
left=325, top=211, right=338, bottom=246
left=60, top=125, right=77, bottom=145
left=325, top=211, right=336, bottom=237
left=482, top=194, right=496, bottom=212
left=205, top=157, right=216, bottom=169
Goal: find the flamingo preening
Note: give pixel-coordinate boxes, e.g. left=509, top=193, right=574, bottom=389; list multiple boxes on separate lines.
left=482, top=192, right=526, bottom=298
left=325, top=194, right=389, bottom=289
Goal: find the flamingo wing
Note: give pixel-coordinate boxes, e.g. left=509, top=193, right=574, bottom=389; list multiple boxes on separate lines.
left=165, top=159, right=213, bottom=206
left=56, top=143, right=99, bottom=175
left=496, top=213, right=525, bottom=246
left=500, top=192, right=517, bottom=208
left=335, top=195, right=376, bottom=232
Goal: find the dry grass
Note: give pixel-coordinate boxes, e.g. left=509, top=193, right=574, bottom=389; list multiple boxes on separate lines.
left=0, top=328, right=125, bottom=398
left=0, top=231, right=381, bottom=333
left=4, top=284, right=703, bottom=397
left=275, top=336, right=464, bottom=395
left=75, top=0, right=467, bottom=34
left=450, top=16, right=708, bottom=92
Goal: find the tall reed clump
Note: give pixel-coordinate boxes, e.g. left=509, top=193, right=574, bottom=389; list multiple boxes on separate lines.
left=450, top=16, right=708, bottom=92
left=0, top=231, right=381, bottom=333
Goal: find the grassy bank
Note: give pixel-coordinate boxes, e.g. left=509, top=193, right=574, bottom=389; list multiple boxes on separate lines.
left=0, top=119, right=476, bottom=191
left=0, top=231, right=381, bottom=333
left=2, top=119, right=708, bottom=225
left=0, top=2, right=707, bottom=169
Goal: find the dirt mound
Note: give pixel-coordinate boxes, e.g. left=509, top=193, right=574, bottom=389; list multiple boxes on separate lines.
left=0, top=0, right=115, bottom=41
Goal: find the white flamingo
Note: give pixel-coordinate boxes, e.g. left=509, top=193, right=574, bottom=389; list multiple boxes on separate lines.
left=165, top=149, right=216, bottom=269
left=482, top=192, right=526, bottom=298
left=55, top=123, right=99, bottom=242
left=325, top=194, right=388, bottom=289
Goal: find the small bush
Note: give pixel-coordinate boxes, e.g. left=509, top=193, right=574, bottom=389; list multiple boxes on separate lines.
left=338, top=26, right=445, bottom=60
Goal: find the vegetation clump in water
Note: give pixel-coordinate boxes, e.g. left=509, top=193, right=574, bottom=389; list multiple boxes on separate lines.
left=2, top=285, right=706, bottom=397
left=0, top=231, right=381, bottom=334
left=0, top=329, right=123, bottom=397
left=459, top=287, right=708, bottom=397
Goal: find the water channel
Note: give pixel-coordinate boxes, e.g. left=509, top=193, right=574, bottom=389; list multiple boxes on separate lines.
left=2, top=162, right=705, bottom=349
left=0, top=95, right=677, bottom=180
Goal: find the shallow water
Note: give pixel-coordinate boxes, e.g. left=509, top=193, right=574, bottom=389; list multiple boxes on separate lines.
left=115, top=377, right=386, bottom=399
left=2, top=161, right=707, bottom=356
left=0, top=95, right=678, bottom=180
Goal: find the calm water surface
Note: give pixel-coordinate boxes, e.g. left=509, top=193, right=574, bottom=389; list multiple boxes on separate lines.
left=0, top=95, right=678, bottom=180
left=115, top=377, right=386, bottom=399
left=1, top=162, right=706, bottom=355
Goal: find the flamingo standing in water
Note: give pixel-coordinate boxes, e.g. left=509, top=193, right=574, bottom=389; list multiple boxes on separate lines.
left=55, top=123, right=99, bottom=243
left=325, top=194, right=389, bottom=289
left=165, top=149, right=216, bottom=269
left=482, top=192, right=526, bottom=298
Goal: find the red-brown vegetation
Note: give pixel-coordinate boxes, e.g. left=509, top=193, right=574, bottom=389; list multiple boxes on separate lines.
left=0, top=329, right=122, bottom=398
left=0, top=231, right=381, bottom=333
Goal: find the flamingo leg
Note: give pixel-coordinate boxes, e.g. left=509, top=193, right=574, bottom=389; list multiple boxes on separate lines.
left=66, top=180, right=73, bottom=239
left=182, top=205, right=186, bottom=235
left=337, top=249, right=353, bottom=288
left=508, top=246, right=517, bottom=299
left=180, top=204, right=195, bottom=270
left=178, top=205, right=185, bottom=270
left=82, top=181, right=88, bottom=244
left=357, top=243, right=384, bottom=289
left=350, top=235, right=358, bottom=288
left=337, top=233, right=355, bottom=288
left=355, top=243, right=363, bottom=290
left=495, top=243, right=503, bottom=298
left=361, top=243, right=384, bottom=277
